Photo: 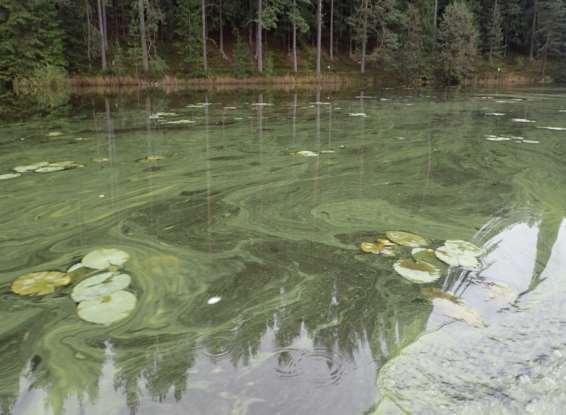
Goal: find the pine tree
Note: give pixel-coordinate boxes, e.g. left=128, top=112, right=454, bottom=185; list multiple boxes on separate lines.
left=435, top=2, right=479, bottom=84
left=0, top=0, right=66, bottom=81
left=487, top=0, right=504, bottom=61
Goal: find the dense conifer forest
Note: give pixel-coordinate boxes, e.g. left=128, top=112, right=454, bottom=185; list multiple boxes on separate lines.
left=0, top=0, right=565, bottom=86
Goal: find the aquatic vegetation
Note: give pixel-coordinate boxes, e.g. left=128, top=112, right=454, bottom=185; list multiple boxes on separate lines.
left=81, top=248, right=130, bottom=270
left=348, top=113, right=368, bottom=117
left=432, top=297, right=484, bottom=327
left=11, top=271, right=71, bottom=296
left=435, top=240, right=482, bottom=268
left=47, top=131, right=63, bottom=137
left=412, top=248, right=445, bottom=269
left=360, top=239, right=396, bottom=256
left=385, top=231, right=429, bottom=248
left=13, top=160, right=82, bottom=174
left=77, top=290, right=137, bottom=326
left=512, top=118, right=536, bottom=123
left=71, top=272, right=131, bottom=302
left=13, top=161, right=49, bottom=173
left=296, top=150, right=319, bottom=157
left=483, top=282, right=518, bottom=305
left=537, top=126, right=566, bottom=131
left=0, top=173, right=21, bottom=180
left=393, top=258, right=441, bottom=284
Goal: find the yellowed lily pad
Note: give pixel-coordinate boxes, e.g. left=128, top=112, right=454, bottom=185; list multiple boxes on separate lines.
left=296, top=150, right=318, bottom=157
left=393, top=258, right=441, bottom=284
left=81, top=248, right=130, bottom=270
left=360, top=239, right=396, bottom=256
left=77, top=290, right=137, bottom=326
left=386, top=231, right=429, bottom=248
left=432, top=297, right=484, bottom=328
left=484, top=282, right=518, bottom=305
left=11, top=271, right=71, bottom=296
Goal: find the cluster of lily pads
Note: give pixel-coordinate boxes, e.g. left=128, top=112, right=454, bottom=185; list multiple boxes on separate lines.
left=360, top=231, right=483, bottom=284
left=0, top=161, right=83, bottom=181
left=10, top=249, right=137, bottom=326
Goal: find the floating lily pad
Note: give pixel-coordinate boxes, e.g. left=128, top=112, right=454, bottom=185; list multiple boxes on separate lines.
left=13, top=162, right=49, bottom=173
left=348, top=113, right=368, bottom=117
left=47, top=131, right=63, bottom=137
left=71, top=271, right=131, bottom=302
left=432, top=298, right=484, bottom=328
left=412, top=248, right=445, bottom=268
left=35, top=165, right=66, bottom=173
left=81, top=248, right=130, bottom=270
left=11, top=271, right=71, bottom=296
left=393, top=258, right=441, bottom=284
left=512, top=118, right=535, bottom=123
left=296, top=150, right=318, bottom=157
left=141, top=155, right=164, bottom=162
left=435, top=240, right=482, bottom=268
left=360, top=239, right=396, bottom=256
left=77, top=290, right=137, bottom=326
left=0, top=173, right=21, bottom=180
left=421, top=287, right=462, bottom=303
left=67, top=263, right=84, bottom=273
left=386, top=231, right=429, bottom=248
left=207, top=296, right=221, bottom=305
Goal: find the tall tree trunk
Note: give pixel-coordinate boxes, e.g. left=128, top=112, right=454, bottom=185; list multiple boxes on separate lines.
left=257, top=0, right=263, bottom=73
left=361, top=0, right=368, bottom=74
left=329, top=0, right=334, bottom=61
left=219, top=0, right=227, bottom=60
left=138, top=0, right=149, bottom=73
left=96, top=0, right=107, bottom=70
left=530, top=0, right=538, bottom=60
left=85, top=0, right=92, bottom=70
left=292, top=0, right=298, bottom=72
left=202, top=0, right=208, bottom=73
left=433, top=0, right=438, bottom=39
left=316, top=0, right=322, bottom=75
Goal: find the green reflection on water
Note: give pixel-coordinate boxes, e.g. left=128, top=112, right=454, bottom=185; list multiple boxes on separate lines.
left=1, top=88, right=566, bottom=414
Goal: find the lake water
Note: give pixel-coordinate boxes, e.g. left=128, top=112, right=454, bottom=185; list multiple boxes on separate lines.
left=1, top=87, right=566, bottom=415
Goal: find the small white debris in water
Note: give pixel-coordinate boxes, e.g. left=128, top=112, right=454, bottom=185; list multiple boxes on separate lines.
left=164, top=119, right=195, bottom=125
left=48, top=131, right=63, bottom=137
left=99, top=194, right=105, bottom=198
left=537, top=126, right=566, bottom=131
left=522, top=139, right=540, bottom=144
left=348, top=113, right=368, bottom=117
left=512, top=118, right=536, bottom=123
left=296, top=150, right=319, bottom=157
left=485, top=112, right=505, bottom=116
left=251, top=102, right=273, bottom=107
left=207, top=296, right=221, bottom=305
left=224, top=106, right=237, bottom=110
left=320, top=150, right=336, bottom=154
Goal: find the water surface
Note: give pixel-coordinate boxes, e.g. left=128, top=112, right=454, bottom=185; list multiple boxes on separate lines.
left=1, top=88, right=566, bottom=414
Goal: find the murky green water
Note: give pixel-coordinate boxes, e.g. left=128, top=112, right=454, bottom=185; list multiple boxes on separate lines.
left=1, top=87, right=566, bottom=415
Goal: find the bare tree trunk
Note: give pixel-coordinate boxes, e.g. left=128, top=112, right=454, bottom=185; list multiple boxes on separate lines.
left=361, top=0, right=368, bottom=74
left=257, top=0, right=263, bottom=73
left=292, top=0, right=298, bottom=72
left=316, top=0, right=322, bottom=75
left=202, top=0, right=208, bottom=73
left=219, top=0, right=227, bottom=60
left=138, top=0, right=149, bottom=73
left=85, top=0, right=92, bottom=70
left=329, top=0, right=334, bottom=61
left=433, top=0, right=438, bottom=38
left=96, top=0, right=107, bottom=71
left=530, top=0, right=538, bottom=60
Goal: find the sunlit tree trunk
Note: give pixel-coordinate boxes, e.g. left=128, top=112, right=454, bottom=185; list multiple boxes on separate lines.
left=219, top=0, right=227, bottom=60
left=96, top=0, right=107, bottom=70
left=329, top=0, right=334, bottom=61
left=138, top=0, right=149, bottom=73
left=292, top=0, right=298, bottom=72
left=316, top=0, right=322, bottom=75
left=530, top=0, right=538, bottom=60
left=85, top=0, right=92, bottom=70
left=202, top=0, right=208, bottom=73
left=361, top=0, right=368, bottom=74
left=257, top=0, right=263, bottom=73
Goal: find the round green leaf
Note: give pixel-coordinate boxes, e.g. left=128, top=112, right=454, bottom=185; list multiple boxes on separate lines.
left=386, top=231, right=429, bottom=248
left=77, top=290, right=137, bottom=326
left=81, top=248, right=130, bottom=270
left=393, top=258, right=441, bottom=284
left=71, top=272, right=131, bottom=302
left=435, top=240, right=482, bottom=268
left=11, top=271, right=71, bottom=296
left=412, top=248, right=445, bottom=268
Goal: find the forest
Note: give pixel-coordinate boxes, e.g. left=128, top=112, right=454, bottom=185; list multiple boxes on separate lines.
left=0, top=0, right=565, bottom=87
